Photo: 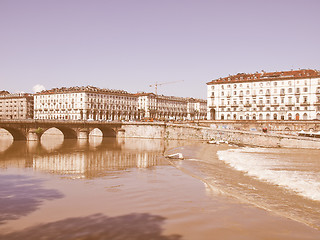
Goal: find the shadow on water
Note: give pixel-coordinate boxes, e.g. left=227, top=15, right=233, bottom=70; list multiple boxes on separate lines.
left=0, top=213, right=182, bottom=240
left=0, top=174, right=64, bottom=225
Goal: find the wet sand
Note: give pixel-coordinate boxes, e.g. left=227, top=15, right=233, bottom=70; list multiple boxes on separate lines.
left=0, top=135, right=319, bottom=239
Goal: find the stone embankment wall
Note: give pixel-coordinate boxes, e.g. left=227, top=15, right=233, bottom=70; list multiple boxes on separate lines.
left=200, top=120, right=320, bottom=134
left=121, top=123, right=320, bottom=149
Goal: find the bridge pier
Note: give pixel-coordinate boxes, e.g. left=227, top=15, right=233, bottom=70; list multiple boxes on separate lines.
left=27, top=129, right=42, bottom=141
left=77, top=129, right=90, bottom=140
left=117, top=128, right=125, bottom=138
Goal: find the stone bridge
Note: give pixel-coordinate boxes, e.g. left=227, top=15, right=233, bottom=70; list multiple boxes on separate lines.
left=0, top=120, right=124, bottom=141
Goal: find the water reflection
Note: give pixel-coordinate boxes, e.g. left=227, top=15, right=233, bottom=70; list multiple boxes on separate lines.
left=0, top=137, right=189, bottom=179
left=0, top=138, right=13, bottom=152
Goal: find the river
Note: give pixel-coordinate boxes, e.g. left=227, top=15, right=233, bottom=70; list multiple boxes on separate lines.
left=0, top=132, right=319, bottom=239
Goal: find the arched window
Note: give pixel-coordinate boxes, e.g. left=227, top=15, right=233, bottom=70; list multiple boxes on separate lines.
left=273, top=113, right=277, bottom=120
left=233, top=114, right=237, bottom=120
left=266, top=114, right=270, bottom=120
left=303, top=113, right=308, bottom=120
left=288, top=113, right=292, bottom=120
left=259, top=114, right=263, bottom=120
left=221, top=114, right=224, bottom=120
left=295, top=113, right=300, bottom=120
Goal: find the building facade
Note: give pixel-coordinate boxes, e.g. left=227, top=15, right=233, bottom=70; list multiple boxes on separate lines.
left=138, top=93, right=207, bottom=121
left=34, top=86, right=207, bottom=121
left=0, top=91, right=34, bottom=120
left=207, top=69, right=320, bottom=121
left=187, top=98, right=207, bottom=120
left=34, top=86, right=139, bottom=121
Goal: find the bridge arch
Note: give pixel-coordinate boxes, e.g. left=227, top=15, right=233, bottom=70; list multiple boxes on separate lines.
left=93, top=127, right=116, bottom=138
left=0, top=127, right=26, bottom=141
left=42, top=126, right=78, bottom=140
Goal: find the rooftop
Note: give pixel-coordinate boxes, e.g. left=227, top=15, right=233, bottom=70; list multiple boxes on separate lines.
left=207, top=69, right=320, bottom=85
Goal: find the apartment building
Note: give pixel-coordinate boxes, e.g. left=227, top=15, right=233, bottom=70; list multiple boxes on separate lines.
left=207, top=69, right=320, bottom=121
left=138, top=93, right=207, bottom=120
left=34, top=86, right=139, bottom=121
left=0, top=91, right=34, bottom=119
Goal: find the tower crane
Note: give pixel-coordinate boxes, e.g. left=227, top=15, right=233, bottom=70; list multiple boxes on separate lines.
left=149, top=80, right=184, bottom=95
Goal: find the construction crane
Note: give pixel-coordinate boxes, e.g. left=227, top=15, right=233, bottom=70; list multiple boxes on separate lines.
left=149, top=80, right=184, bottom=95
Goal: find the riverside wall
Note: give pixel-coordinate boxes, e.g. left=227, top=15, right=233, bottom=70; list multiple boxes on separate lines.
left=121, top=122, right=320, bottom=149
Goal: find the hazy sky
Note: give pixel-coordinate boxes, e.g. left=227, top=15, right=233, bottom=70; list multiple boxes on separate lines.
left=1, top=0, right=319, bottom=99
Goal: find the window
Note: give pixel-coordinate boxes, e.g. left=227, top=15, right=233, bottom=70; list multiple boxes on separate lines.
left=266, top=89, right=270, bottom=95
left=303, top=87, right=308, bottom=93
left=273, top=113, right=277, bottom=120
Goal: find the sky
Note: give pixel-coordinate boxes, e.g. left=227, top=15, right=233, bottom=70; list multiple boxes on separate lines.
left=1, top=0, right=320, bottom=99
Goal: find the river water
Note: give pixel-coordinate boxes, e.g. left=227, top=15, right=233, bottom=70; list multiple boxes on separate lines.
left=0, top=132, right=319, bottom=239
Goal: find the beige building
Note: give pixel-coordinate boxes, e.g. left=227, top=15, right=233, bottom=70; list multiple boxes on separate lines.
left=34, top=86, right=207, bottom=122
left=34, top=86, right=139, bottom=121
left=207, top=69, right=320, bottom=121
left=187, top=98, right=207, bottom=120
left=138, top=93, right=207, bottom=121
left=0, top=91, right=34, bottom=120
